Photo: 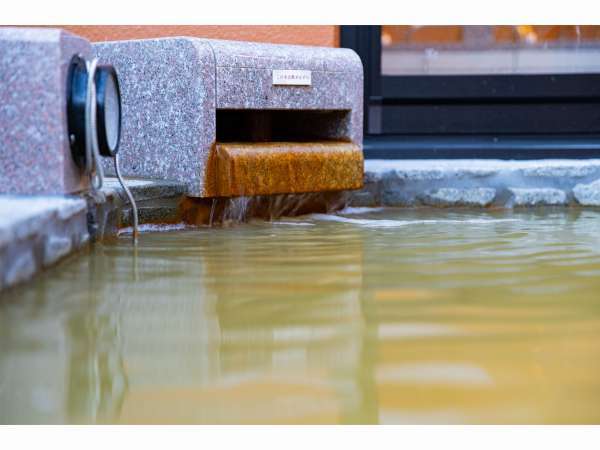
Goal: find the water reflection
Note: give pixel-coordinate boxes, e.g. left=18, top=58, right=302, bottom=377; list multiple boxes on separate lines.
left=1, top=208, right=600, bottom=423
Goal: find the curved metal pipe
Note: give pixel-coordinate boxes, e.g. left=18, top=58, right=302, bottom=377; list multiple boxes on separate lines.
left=114, top=153, right=139, bottom=241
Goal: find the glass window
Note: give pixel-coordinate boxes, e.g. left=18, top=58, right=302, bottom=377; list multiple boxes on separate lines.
left=381, top=25, right=600, bottom=75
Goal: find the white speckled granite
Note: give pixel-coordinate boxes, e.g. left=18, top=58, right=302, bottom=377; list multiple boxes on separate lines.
left=350, top=159, right=600, bottom=207
left=0, top=177, right=188, bottom=292
left=421, top=187, right=497, bottom=207
left=94, top=37, right=363, bottom=197
left=211, top=39, right=363, bottom=144
left=508, top=188, right=568, bottom=206
left=0, top=196, right=89, bottom=291
left=0, top=27, right=92, bottom=195
left=95, top=38, right=216, bottom=197
left=573, top=179, right=600, bottom=206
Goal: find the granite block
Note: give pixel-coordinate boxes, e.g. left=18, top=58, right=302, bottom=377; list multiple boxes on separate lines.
left=101, top=178, right=187, bottom=203
left=0, top=27, right=92, bottom=195
left=508, top=187, right=567, bottom=206
left=0, top=196, right=89, bottom=291
left=44, top=234, right=73, bottom=266
left=0, top=177, right=189, bottom=292
left=95, top=38, right=216, bottom=197
left=94, top=38, right=363, bottom=197
left=85, top=177, right=189, bottom=240
left=208, top=39, right=362, bottom=72
left=355, top=160, right=600, bottom=208
left=209, top=39, right=363, bottom=147
left=211, top=39, right=363, bottom=145
left=421, top=187, right=497, bottom=207
left=573, top=179, right=600, bottom=206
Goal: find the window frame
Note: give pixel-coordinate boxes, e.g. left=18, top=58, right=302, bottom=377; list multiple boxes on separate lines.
left=340, top=25, right=600, bottom=159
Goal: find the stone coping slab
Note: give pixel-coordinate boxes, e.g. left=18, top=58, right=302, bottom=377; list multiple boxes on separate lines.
left=0, top=177, right=188, bottom=293
left=351, top=159, right=600, bottom=207
left=0, top=196, right=89, bottom=292
left=7, top=159, right=600, bottom=293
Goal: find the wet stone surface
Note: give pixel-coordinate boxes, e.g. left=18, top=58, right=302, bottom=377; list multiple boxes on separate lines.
left=0, top=196, right=89, bottom=292
left=0, top=178, right=188, bottom=292
left=508, top=188, right=568, bottom=207
left=573, top=179, right=600, bottom=206
left=351, top=160, right=600, bottom=208
left=0, top=27, right=92, bottom=195
left=8, top=159, right=600, bottom=292
left=420, top=188, right=496, bottom=207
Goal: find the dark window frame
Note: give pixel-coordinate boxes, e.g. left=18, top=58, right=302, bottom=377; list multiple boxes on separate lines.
left=340, top=25, right=600, bottom=159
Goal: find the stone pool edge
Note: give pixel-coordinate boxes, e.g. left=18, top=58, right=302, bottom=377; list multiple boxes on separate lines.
left=0, top=177, right=186, bottom=293
left=351, top=159, right=600, bottom=208
left=5, top=159, right=600, bottom=292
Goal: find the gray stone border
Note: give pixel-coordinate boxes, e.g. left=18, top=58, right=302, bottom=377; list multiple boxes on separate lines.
left=0, top=196, right=89, bottom=292
left=349, top=159, right=600, bottom=208
left=0, top=177, right=187, bottom=293
left=7, top=159, right=600, bottom=293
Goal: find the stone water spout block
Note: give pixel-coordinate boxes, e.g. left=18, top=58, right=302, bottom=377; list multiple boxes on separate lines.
left=95, top=38, right=364, bottom=197
left=0, top=27, right=92, bottom=195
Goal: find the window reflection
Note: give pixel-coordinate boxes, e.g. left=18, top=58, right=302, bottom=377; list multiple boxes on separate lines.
left=381, top=25, right=600, bottom=75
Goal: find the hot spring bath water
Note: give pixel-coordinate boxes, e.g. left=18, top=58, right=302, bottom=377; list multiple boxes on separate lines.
left=1, top=207, right=600, bottom=424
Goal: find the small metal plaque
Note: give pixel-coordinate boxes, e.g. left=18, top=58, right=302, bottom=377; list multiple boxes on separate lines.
left=272, top=69, right=312, bottom=86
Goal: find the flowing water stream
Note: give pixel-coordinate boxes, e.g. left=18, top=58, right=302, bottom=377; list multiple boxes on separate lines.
left=1, top=207, right=600, bottom=424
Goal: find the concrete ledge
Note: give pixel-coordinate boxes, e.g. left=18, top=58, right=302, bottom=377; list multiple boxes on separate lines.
left=351, top=159, right=600, bottom=208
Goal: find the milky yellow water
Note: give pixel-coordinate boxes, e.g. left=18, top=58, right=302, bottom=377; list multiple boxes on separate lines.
left=1, top=207, right=600, bottom=424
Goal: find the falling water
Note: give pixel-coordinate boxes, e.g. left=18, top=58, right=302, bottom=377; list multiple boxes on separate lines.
left=180, top=191, right=351, bottom=227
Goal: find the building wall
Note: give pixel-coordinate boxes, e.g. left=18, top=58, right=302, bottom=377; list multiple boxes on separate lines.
left=60, top=25, right=340, bottom=47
